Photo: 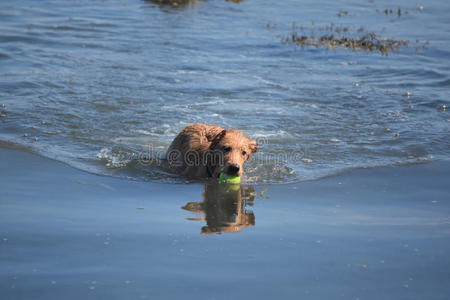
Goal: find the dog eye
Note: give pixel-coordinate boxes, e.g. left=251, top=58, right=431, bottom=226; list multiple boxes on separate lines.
left=242, top=151, right=247, bottom=156
left=224, top=147, right=232, bottom=153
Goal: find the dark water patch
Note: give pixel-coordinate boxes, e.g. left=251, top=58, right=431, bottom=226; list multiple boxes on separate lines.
left=103, top=65, right=142, bottom=71
left=73, top=42, right=107, bottom=50
left=92, top=101, right=122, bottom=113
left=66, top=17, right=118, bottom=28
left=178, top=65, right=212, bottom=72
left=160, top=40, right=203, bottom=51
left=0, top=33, right=94, bottom=51
left=435, top=79, right=450, bottom=87
left=0, top=81, right=41, bottom=93
left=0, top=34, right=48, bottom=44
left=42, top=81, right=64, bottom=89
left=28, top=23, right=116, bottom=34
left=355, top=67, right=446, bottom=81
left=416, top=99, right=450, bottom=110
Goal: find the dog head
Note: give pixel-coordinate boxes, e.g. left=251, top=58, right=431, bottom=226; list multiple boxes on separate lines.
left=208, top=129, right=258, bottom=177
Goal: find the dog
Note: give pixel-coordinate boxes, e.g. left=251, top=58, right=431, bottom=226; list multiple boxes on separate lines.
left=166, top=124, right=257, bottom=178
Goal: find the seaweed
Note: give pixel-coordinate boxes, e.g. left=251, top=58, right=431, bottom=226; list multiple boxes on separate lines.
left=376, top=8, right=409, bottom=16
left=277, top=24, right=411, bottom=55
left=144, top=0, right=200, bottom=10
left=145, top=0, right=242, bottom=10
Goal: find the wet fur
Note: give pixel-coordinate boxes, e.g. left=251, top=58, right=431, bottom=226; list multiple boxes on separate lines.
left=166, top=124, right=257, bottom=178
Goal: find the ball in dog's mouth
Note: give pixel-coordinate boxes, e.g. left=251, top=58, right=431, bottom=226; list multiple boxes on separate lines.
left=219, top=172, right=241, bottom=184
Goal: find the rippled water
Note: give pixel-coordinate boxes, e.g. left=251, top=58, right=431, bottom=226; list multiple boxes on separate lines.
left=0, top=0, right=449, bottom=183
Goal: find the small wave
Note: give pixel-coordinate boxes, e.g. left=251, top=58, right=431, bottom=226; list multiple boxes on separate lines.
left=434, top=78, right=450, bottom=87
left=48, top=25, right=112, bottom=33
left=96, top=148, right=131, bottom=168
left=133, top=129, right=152, bottom=135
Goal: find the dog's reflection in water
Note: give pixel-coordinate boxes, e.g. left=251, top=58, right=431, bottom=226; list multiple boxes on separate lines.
left=182, top=182, right=255, bottom=234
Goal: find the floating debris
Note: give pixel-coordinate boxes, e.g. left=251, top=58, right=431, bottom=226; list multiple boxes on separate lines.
left=402, top=92, right=412, bottom=97
left=337, top=10, right=349, bottom=17
left=376, top=8, right=409, bottom=16
left=437, top=104, right=447, bottom=111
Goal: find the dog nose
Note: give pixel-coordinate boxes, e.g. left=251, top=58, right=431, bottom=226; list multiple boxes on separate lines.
left=228, top=164, right=240, bottom=175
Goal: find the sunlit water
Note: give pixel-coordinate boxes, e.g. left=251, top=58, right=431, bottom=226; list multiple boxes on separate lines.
left=0, top=0, right=449, bottom=183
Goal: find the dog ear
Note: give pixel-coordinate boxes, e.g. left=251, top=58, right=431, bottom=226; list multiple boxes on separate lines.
left=206, top=127, right=226, bottom=141
left=209, top=129, right=227, bottom=149
left=248, top=139, right=258, bottom=154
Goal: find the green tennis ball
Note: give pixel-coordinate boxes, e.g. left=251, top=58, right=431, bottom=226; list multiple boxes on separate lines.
left=219, top=173, right=241, bottom=184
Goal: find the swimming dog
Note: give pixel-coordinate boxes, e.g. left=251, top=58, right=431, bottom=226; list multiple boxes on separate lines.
left=166, top=124, right=257, bottom=178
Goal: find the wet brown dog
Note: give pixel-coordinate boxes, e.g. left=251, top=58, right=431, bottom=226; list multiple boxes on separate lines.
left=166, top=124, right=257, bottom=178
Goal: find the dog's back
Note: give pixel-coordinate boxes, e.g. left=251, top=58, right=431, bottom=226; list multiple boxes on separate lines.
left=166, top=124, right=224, bottom=177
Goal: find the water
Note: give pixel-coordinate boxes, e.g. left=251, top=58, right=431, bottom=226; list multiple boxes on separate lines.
left=0, top=0, right=449, bottom=183
left=1, top=148, right=450, bottom=300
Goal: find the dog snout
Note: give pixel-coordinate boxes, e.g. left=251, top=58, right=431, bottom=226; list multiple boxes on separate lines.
left=227, top=164, right=240, bottom=175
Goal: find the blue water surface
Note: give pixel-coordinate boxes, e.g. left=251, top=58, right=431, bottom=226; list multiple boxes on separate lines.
left=0, top=0, right=449, bottom=182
